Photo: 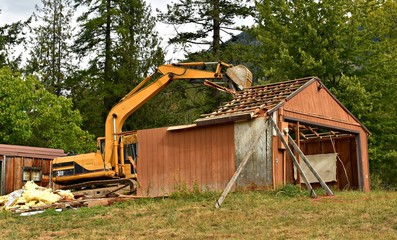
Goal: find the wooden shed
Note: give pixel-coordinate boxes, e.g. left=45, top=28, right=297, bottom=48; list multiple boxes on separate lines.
left=0, top=144, right=65, bottom=195
left=135, top=77, right=370, bottom=196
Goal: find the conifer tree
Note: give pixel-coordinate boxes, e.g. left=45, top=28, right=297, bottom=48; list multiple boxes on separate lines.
left=26, top=0, right=74, bottom=96
left=157, top=0, right=254, bottom=58
left=71, top=0, right=164, bottom=136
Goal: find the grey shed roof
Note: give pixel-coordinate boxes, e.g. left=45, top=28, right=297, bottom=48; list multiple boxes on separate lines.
left=0, top=144, right=66, bottom=159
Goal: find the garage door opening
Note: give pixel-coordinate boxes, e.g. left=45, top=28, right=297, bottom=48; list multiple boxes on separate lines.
left=285, top=122, right=360, bottom=190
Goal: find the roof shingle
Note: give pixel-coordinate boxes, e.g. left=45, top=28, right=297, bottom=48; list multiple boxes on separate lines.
left=196, top=77, right=317, bottom=123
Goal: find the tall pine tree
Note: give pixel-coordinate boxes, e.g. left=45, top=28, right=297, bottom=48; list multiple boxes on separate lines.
left=0, top=9, right=29, bottom=71
left=157, top=0, right=254, bottom=58
left=26, top=0, right=74, bottom=96
left=71, top=0, right=164, bottom=136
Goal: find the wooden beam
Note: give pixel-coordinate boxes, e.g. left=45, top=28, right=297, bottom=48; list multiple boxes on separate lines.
left=215, top=119, right=268, bottom=208
left=308, top=126, right=320, bottom=138
left=295, top=122, right=301, bottom=187
left=269, top=118, right=317, bottom=198
left=300, top=132, right=308, bottom=140
left=215, top=132, right=261, bottom=208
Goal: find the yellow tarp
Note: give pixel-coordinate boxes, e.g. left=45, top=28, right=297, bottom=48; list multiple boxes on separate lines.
left=0, top=181, right=74, bottom=211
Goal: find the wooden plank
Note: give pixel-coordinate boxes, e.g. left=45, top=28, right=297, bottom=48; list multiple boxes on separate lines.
left=5, top=157, right=13, bottom=194
left=350, top=137, right=359, bottom=188
left=215, top=135, right=260, bottom=208
left=23, top=158, right=33, bottom=169
left=287, top=134, right=334, bottom=196
left=269, top=118, right=317, bottom=198
left=14, top=157, right=23, bottom=190
left=295, top=122, right=301, bottom=185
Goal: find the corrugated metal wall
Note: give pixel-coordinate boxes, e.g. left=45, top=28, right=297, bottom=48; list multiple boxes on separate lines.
left=136, top=123, right=235, bottom=196
left=234, top=117, right=273, bottom=189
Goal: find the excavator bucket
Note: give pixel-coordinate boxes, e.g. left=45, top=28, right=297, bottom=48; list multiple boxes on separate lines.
left=226, top=65, right=253, bottom=90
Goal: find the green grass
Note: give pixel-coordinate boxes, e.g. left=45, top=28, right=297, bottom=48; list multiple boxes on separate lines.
left=0, top=187, right=396, bottom=239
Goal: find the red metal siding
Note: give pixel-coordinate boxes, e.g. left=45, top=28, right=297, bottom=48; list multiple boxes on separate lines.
left=284, top=82, right=359, bottom=125
left=136, top=123, right=235, bottom=196
left=282, top=82, right=370, bottom=191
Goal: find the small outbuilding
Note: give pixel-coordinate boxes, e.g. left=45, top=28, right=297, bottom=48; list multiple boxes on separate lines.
left=135, top=77, right=370, bottom=196
left=0, top=144, right=65, bottom=195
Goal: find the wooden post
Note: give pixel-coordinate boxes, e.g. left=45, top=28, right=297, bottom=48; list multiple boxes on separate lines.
left=295, top=122, right=301, bottom=187
left=269, top=118, right=317, bottom=198
left=215, top=145, right=256, bottom=208
left=215, top=120, right=266, bottom=208
left=283, top=151, right=287, bottom=186
left=287, top=134, right=334, bottom=196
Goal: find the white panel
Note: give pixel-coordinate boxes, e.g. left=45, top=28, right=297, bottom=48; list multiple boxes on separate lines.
left=295, top=153, right=337, bottom=183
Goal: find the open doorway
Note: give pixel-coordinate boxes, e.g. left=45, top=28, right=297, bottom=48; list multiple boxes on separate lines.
left=286, top=122, right=360, bottom=190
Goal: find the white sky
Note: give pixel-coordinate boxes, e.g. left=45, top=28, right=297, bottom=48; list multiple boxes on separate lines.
left=0, top=0, right=187, bottom=61
left=0, top=0, right=252, bottom=62
left=0, top=0, right=169, bottom=23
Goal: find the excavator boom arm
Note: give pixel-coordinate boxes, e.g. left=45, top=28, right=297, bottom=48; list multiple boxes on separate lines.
left=104, top=62, right=251, bottom=171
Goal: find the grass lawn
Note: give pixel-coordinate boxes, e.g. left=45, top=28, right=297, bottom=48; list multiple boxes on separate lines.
left=0, top=187, right=396, bottom=239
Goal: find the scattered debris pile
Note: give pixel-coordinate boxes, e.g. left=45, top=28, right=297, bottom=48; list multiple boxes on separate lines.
left=0, top=181, right=150, bottom=215
left=0, top=181, right=75, bottom=213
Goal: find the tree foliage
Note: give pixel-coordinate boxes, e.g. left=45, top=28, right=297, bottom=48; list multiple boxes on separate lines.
left=25, top=0, right=74, bottom=96
left=255, top=0, right=368, bottom=86
left=355, top=0, right=397, bottom=186
left=0, top=19, right=27, bottom=71
left=0, top=67, right=95, bottom=153
left=254, top=0, right=397, bottom=186
left=70, top=0, right=164, bottom=136
left=157, top=0, right=254, bottom=57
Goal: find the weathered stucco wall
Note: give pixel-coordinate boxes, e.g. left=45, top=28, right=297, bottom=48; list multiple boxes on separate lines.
left=234, top=117, right=273, bottom=189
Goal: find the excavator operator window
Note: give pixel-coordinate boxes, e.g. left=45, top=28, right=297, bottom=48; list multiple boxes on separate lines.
left=99, top=138, right=105, bottom=154
left=125, top=143, right=138, bottom=174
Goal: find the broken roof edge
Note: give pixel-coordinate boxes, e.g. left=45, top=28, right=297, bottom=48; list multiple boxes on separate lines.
left=195, top=112, right=253, bottom=127
left=266, top=77, right=371, bottom=135
left=167, top=124, right=197, bottom=131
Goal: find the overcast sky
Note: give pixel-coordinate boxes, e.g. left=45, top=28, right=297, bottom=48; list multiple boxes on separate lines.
left=0, top=0, right=184, bottom=60
left=0, top=0, right=252, bottom=62
left=0, top=0, right=169, bottom=23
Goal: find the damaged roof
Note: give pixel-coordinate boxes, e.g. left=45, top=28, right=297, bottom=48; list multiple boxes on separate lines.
left=195, top=77, right=317, bottom=126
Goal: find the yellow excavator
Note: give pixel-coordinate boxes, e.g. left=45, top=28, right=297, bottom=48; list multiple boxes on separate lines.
left=52, top=61, right=252, bottom=196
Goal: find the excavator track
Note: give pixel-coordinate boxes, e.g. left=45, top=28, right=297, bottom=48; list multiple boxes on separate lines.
left=60, top=179, right=137, bottom=198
